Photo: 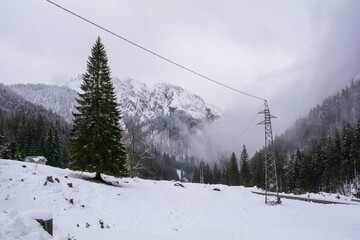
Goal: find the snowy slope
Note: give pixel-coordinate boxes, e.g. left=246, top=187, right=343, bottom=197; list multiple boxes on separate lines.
left=1, top=159, right=359, bottom=240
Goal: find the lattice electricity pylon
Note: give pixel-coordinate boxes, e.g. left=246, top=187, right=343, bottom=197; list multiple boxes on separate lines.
left=258, top=100, right=280, bottom=205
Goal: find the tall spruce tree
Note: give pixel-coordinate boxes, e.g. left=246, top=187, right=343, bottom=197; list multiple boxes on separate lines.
left=213, top=162, right=221, bottom=184
left=239, top=145, right=251, bottom=187
left=69, top=37, right=127, bottom=181
left=227, top=152, right=240, bottom=186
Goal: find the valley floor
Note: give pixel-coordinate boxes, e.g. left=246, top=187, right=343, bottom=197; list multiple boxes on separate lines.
left=0, top=159, right=359, bottom=240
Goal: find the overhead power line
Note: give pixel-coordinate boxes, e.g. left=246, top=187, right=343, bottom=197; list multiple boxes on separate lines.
left=46, top=0, right=266, bottom=102
left=232, top=102, right=265, bottom=146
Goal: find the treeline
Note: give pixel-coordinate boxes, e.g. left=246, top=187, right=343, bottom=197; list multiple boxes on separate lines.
left=0, top=84, right=70, bottom=167
left=192, top=121, right=360, bottom=195
left=192, top=145, right=252, bottom=187
left=274, top=79, right=360, bottom=165
left=135, top=152, right=195, bottom=181
left=276, top=121, right=360, bottom=194
left=268, top=79, right=360, bottom=194
left=0, top=110, right=70, bottom=167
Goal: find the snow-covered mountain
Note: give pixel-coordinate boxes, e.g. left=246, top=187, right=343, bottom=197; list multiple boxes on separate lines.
left=11, top=76, right=220, bottom=123
left=9, top=77, right=221, bottom=159
left=113, top=77, right=221, bottom=122
left=8, top=84, right=77, bottom=123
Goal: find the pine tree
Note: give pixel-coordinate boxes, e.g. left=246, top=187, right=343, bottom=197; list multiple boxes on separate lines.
left=46, top=127, right=61, bottom=167
left=286, top=153, right=296, bottom=192
left=275, top=150, right=286, bottom=192
left=333, top=129, right=343, bottom=186
left=192, top=166, right=200, bottom=183
left=221, top=165, right=227, bottom=185
left=69, top=37, right=127, bottom=181
left=250, top=151, right=265, bottom=189
left=323, top=136, right=336, bottom=192
left=294, top=149, right=302, bottom=190
left=341, top=123, right=354, bottom=181
left=204, top=163, right=212, bottom=184
left=227, top=152, right=240, bottom=186
left=239, top=145, right=252, bottom=187
left=212, top=162, right=221, bottom=184
left=37, top=130, right=47, bottom=156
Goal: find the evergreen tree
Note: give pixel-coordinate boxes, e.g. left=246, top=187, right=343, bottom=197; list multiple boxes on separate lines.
left=192, top=166, right=200, bottom=183
left=275, top=150, right=286, bottom=192
left=37, top=130, right=47, bottom=156
left=227, top=152, right=240, bottom=186
left=299, top=151, right=312, bottom=192
left=286, top=153, right=296, bottom=192
left=239, top=145, right=251, bottom=187
left=69, top=37, right=127, bottom=181
left=204, top=163, right=212, bottom=184
left=46, top=127, right=58, bottom=166
left=323, top=136, right=336, bottom=192
left=311, top=139, right=326, bottom=192
left=293, top=149, right=302, bottom=190
left=250, top=151, right=265, bottom=189
left=221, top=165, right=227, bottom=185
left=333, top=129, right=343, bottom=186
left=212, top=162, right=221, bottom=184
left=341, top=123, right=354, bottom=181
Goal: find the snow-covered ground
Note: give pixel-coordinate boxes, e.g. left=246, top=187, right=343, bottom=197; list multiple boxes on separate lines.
left=1, top=159, right=359, bottom=240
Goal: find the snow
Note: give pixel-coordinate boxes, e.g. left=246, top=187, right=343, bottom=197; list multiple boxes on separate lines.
left=28, top=156, right=47, bottom=163
left=1, top=159, right=359, bottom=240
left=61, top=75, right=221, bottom=121
left=176, top=169, right=182, bottom=180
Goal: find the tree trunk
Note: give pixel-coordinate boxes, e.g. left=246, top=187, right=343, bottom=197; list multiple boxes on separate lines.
left=94, top=172, right=104, bottom=182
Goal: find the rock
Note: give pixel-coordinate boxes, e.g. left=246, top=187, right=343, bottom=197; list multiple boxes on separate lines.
left=174, top=183, right=185, bottom=188
left=47, top=176, right=54, bottom=183
left=35, top=218, right=53, bottom=236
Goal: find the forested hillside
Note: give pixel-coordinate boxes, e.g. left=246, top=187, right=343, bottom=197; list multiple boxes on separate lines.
left=253, top=78, right=360, bottom=194
left=0, top=84, right=70, bottom=167
left=191, top=78, right=360, bottom=195
left=0, top=84, right=192, bottom=180
left=9, top=83, right=77, bottom=123
left=9, top=79, right=221, bottom=162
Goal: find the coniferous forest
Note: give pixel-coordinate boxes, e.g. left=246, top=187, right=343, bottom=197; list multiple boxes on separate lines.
left=0, top=82, right=192, bottom=181
left=0, top=84, right=70, bottom=167
left=192, top=80, right=360, bottom=195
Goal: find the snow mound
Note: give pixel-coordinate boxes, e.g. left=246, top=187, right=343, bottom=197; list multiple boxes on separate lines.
left=1, top=159, right=360, bottom=240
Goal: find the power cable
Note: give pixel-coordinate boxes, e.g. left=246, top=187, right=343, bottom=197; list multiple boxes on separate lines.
left=46, top=0, right=269, bottom=148
left=232, top=102, right=265, bottom=146
left=45, top=0, right=266, bottom=101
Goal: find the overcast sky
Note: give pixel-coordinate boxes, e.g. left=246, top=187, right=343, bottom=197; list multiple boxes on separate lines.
left=1, top=0, right=360, bottom=155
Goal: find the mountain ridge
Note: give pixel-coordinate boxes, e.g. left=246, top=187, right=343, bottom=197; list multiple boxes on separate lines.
left=10, top=76, right=221, bottom=124
left=8, top=77, right=221, bottom=160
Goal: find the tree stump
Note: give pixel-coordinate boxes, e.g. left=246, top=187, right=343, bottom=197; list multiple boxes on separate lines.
left=36, top=218, right=53, bottom=236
